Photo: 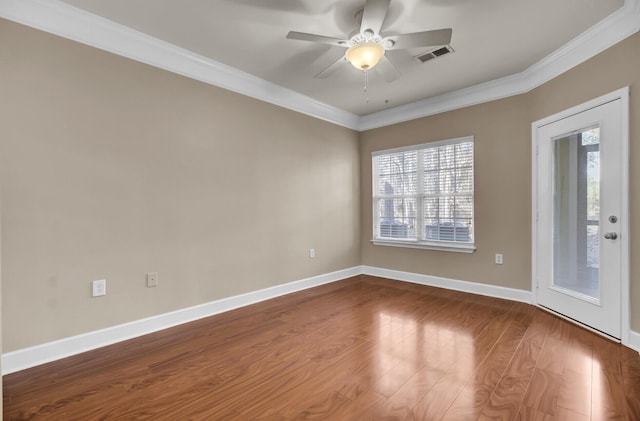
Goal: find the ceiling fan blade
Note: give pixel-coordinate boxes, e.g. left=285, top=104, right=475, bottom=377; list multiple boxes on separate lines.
left=286, top=31, right=349, bottom=47
left=314, top=56, right=347, bottom=79
left=360, top=0, right=391, bottom=35
left=385, top=28, right=452, bottom=50
left=374, top=56, right=400, bottom=83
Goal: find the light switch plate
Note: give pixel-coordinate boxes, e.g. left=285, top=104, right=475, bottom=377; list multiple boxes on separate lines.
left=147, top=272, right=158, bottom=287
left=92, top=279, right=106, bottom=297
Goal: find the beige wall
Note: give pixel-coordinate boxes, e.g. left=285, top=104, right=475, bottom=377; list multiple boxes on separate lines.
left=360, top=95, right=532, bottom=290
left=529, top=32, right=640, bottom=331
left=1, top=17, right=639, bottom=354
left=0, top=20, right=361, bottom=352
left=361, top=32, right=640, bottom=330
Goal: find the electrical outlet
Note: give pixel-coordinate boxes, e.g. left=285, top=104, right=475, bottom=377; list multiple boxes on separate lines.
left=309, top=248, right=315, bottom=258
left=92, top=279, right=106, bottom=297
left=495, top=254, right=503, bottom=265
left=147, top=272, right=158, bottom=288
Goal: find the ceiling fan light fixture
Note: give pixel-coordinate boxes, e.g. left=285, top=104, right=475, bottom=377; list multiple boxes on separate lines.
left=345, top=43, right=385, bottom=70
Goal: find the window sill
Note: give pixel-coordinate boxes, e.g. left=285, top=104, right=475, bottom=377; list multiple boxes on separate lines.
left=371, top=239, right=476, bottom=253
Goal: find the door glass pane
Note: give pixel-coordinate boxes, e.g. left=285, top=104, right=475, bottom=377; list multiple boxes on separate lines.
left=553, top=127, right=600, bottom=300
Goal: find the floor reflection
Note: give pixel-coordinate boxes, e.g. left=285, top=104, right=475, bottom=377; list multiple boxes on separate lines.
left=375, top=310, right=474, bottom=412
left=375, top=311, right=418, bottom=380
left=6, top=277, right=639, bottom=420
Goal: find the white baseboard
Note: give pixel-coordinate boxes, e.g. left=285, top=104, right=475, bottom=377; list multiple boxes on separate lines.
left=1, top=266, right=361, bottom=375
left=362, top=265, right=533, bottom=304
left=6, top=265, right=635, bottom=374
left=628, top=330, right=640, bottom=355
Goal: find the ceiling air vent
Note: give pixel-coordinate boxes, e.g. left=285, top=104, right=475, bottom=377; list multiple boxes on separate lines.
left=415, top=45, right=454, bottom=63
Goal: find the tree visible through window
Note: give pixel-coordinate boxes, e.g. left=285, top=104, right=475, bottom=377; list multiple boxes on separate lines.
left=372, top=137, right=474, bottom=250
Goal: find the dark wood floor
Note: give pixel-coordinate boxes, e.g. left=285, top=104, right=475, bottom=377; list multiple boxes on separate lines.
left=4, top=275, right=640, bottom=420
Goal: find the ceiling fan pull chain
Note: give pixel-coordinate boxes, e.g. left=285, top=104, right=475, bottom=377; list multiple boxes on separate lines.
left=364, top=69, right=370, bottom=103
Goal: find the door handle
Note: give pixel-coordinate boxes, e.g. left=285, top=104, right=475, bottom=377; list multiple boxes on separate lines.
left=604, top=232, right=618, bottom=240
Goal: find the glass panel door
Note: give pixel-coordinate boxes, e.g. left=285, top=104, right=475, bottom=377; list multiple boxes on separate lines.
left=534, top=92, right=626, bottom=340
left=552, top=127, right=600, bottom=301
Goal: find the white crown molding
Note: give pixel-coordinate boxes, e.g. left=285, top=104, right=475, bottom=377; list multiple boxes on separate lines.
left=0, top=0, right=361, bottom=130
left=358, top=0, right=640, bottom=130
left=523, top=0, right=640, bottom=88
left=0, top=0, right=638, bottom=130
left=358, top=71, right=532, bottom=131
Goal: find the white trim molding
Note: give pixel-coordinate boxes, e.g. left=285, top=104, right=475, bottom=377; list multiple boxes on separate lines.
left=531, top=87, right=631, bottom=347
left=6, top=265, right=638, bottom=374
left=361, top=266, right=533, bottom=304
left=629, top=330, right=640, bottom=354
left=0, top=0, right=638, bottom=131
left=359, top=0, right=640, bottom=130
left=1, top=266, right=361, bottom=375
left=1, top=265, right=532, bottom=374
left=0, top=0, right=360, bottom=130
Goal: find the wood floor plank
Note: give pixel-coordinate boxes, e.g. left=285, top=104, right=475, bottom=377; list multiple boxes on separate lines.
left=557, top=369, right=592, bottom=417
left=478, top=309, right=549, bottom=420
left=4, top=275, right=640, bottom=420
left=520, top=368, right=562, bottom=417
left=379, top=366, right=447, bottom=417
left=318, top=390, right=387, bottom=420
left=410, top=374, right=467, bottom=420
left=591, top=335, right=626, bottom=420
left=443, top=319, right=530, bottom=419
left=620, top=346, right=640, bottom=420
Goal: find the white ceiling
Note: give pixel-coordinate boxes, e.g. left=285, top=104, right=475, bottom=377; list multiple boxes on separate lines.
left=1, top=0, right=638, bottom=129
left=56, top=0, right=624, bottom=116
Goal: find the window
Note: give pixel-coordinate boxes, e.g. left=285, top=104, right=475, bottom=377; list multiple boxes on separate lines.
left=372, top=137, right=475, bottom=252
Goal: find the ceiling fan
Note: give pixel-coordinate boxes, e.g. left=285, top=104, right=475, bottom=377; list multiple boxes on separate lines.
left=286, top=0, right=452, bottom=82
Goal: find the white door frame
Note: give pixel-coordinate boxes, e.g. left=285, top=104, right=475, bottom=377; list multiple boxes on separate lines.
left=531, top=86, right=630, bottom=344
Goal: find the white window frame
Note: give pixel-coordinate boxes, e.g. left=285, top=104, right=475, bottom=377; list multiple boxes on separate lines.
left=371, top=136, right=476, bottom=253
